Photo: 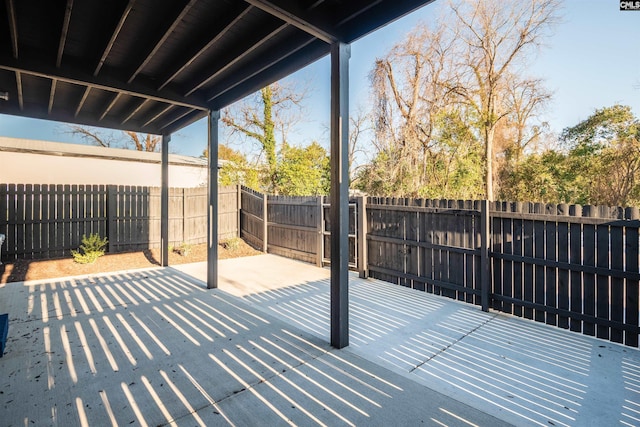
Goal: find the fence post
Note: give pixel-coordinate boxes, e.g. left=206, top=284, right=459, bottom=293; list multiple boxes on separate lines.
left=316, top=195, right=324, bottom=267
left=262, top=193, right=268, bottom=253
left=481, top=199, right=491, bottom=312
left=237, top=185, right=242, bottom=238
left=107, top=185, right=117, bottom=253
left=358, top=196, right=368, bottom=278
left=182, top=188, right=187, bottom=244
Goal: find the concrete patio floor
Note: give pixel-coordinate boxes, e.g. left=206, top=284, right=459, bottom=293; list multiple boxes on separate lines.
left=0, top=254, right=638, bottom=426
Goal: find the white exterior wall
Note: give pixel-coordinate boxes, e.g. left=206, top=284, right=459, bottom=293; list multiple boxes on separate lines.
left=0, top=137, right=208, bottom=187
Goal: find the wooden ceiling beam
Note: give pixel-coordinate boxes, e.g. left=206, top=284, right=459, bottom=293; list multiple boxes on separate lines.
left=122, top=98, right=150, bottom=124
left=75, top=86, right=91, bottom=117
left=94, top=0, right=136, bottom=76
left=6, top=0, right=19, bottom=58
left=206, top=35, right=317, bottom=102
left=184, top=22, right=288, bottom=97
left=56, top=0, right=74, bottom=68
left=127, top=0, right=199, bottom=84
left=99, top=92, right=122, bottom=121
left=244, top=0, right=337, bottom=43
left=143, top=104, right=174, bottom=128
left=48, top=79, right=57, bottom=113
left=0, top=54, right=209, bottom=111
left=158, top=4, right=252, bottom=91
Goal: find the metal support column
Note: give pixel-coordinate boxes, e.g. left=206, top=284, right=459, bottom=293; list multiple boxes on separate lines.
left=161, top=134, right=170, bottom=267
left=330, top=42, right=350, bottom=349
left=207, top=110, right=220, bottom=289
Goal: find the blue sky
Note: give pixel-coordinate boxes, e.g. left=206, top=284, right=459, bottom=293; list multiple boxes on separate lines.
left=1, top=0, right=639, bottom=158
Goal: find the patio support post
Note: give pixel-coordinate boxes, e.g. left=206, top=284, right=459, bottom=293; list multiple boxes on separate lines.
left=330, top=41, right=350, bottom=349
left=161, top=133, right=170, bottom=267
left=207, top=110, right=220, bottom=289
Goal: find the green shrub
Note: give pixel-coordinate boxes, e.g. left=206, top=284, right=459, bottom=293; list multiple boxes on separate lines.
left=173, top=242, right=192, bottom=256
left=72, top=233, right=108, bottom=264
left=221, top=237, right=241, bottom=251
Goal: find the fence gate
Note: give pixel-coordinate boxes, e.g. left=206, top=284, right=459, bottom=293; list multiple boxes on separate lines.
left=321, top=199, right=358, bottom=269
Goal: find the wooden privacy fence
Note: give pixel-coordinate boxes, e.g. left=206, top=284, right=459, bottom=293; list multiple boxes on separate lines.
left=237, top=190, right=640, bottom=348
left=364, top=198, right=487, bottom=306
left=0, top=184, right=239, bottom=260
left=239, top=186, right=357, bottom=266
left=240, top=186, right=323, bottom=265
left=362, top=198, right=640, bottom=348
left=3, top=182, right=639, bottom=348
left=490, top=202, right=640, bottom=347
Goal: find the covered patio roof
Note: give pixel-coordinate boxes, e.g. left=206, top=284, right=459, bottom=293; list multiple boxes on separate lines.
left=0, top=0, right=433, bottom=135
left=0, top=0, right=436, bottom=349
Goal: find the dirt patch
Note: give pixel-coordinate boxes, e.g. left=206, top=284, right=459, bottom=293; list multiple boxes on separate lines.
left=0, top=240, right=261, bottom=284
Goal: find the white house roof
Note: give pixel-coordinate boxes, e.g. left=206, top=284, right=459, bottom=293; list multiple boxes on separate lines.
left=0, top=136, right=209, bottom=167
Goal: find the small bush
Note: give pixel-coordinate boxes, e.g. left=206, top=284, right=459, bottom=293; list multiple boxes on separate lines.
left=72, top=233, right=108, bottom=264
left=173, top=242, right=192, bottom=256
left=221, top=237, right=241, bottom=251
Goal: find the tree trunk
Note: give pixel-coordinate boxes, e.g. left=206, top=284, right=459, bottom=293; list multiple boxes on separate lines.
left=485, top=124, right=495, bottom=201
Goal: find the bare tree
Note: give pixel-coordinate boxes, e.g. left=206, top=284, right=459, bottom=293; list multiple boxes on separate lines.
left=446, top=0, right=561, bottom=200
left=348, top=107, right=372, bottom=183
left=366, top=0, right=560, bottom=199
left=64, top=125, right=161, bottom=152
left=369, top=22, right=461, bottom=196
left=123, top=131, right=161, bottom=152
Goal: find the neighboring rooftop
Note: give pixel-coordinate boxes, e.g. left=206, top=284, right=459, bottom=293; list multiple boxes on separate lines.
left=0, top=136, right=208, bottom=167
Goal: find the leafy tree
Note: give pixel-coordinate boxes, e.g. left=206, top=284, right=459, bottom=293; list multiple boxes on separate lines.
left=277, top=142, right=330, bottom=196
left=201, top=144, right=261, bottom=188
left=499, top=150, right=572, bottom=203
left=501, top=105, right=640, bottom=207
left=561, top=105, right=640, bottom=206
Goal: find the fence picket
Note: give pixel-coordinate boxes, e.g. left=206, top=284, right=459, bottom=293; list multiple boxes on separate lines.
left=596, top=210, right=610, bottom=340
left=611, top=224, right=624, bottom=343
left=569, top=206, right=586, bottom=332
left=545, top=207, right=557, bottom=326
left=625, top=207, right=639, bottom=346
left=512, top=202, right=523, bottom=317
left=557, top=204, right=570, bottom=329
left=581, top=205, right=596, bottom=335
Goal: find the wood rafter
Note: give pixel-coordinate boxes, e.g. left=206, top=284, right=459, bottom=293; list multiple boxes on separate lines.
left=75, top=86, right=91, bottom=117
left=143, top=104, right=174, bottom=127
left=94, top=0, right=136, bottom=76
left=158, top=5, right=252, bottom=91
left=244, top=0, right=337, bottom=43
left=57, top=0, right=74, bottom=68
left=185, top=23, right=288, bottom=97
left=48, top=79, right=57, bottom=113
left=6, top=0, right=19, bottom=58
left=158, top=107, right=196, bottom=132
left=122, top=98, right=150, bottom=124
left=207, top=35, right=316, bottom=102
left=128, top=0, right=199, bottom=84
left=0, top=55, right=209, bottom=110
left=99, top=92, right=122, bottom=121
left=14, top=70, right=23, bottom=110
